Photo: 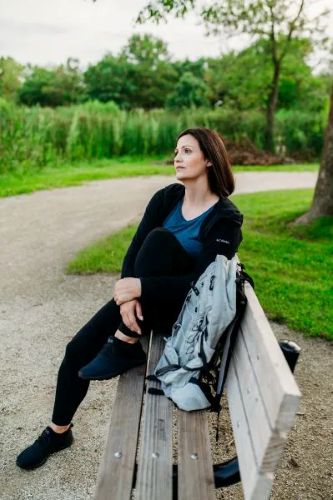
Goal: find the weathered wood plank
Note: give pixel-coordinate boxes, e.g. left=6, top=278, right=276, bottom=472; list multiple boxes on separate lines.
left=226, top=360, right=273, bottom=500
left=241, top=282, right=301, bottom=432
left=178, top=409, right=215, bottom=500
left=232, top=326, right=293, bottom=472
left=135, top=334, right=173, bottom=500
left=225, top=281, right=301, bottom=500
left=231, top=327, right=272, bottom=467
left=94, top=337, right=149, bottom=500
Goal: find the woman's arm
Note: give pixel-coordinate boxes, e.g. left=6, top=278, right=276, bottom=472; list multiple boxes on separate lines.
left=121, top=189, right=164, bottom=278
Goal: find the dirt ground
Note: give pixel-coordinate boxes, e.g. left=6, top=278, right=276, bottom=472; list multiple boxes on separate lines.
left=1, top=173, right=332, bottom=500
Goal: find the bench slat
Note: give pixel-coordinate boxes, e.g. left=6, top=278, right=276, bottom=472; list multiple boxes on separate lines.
left=226, top=281, right=301, bottom=500
left=241, top=283, right=301, bottom=432
left=178, top=410, right=216, bottom=500
left=135, top=334, right=173, bottom=500
left=94, top=337, right=148, bottom=500
left=227, top=361, right=273, bottom=500
left=232, top=327, right=280, bottom=470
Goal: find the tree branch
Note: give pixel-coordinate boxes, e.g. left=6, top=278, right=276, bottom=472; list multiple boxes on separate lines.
left=279, top=0, right=305, bottom=61
left=267, top=0, right=278, bottom=64
left=135, top=0, right=195, bottom=24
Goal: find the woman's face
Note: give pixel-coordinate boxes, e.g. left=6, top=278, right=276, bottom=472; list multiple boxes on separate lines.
left=174, top=134, right=211, bottom=183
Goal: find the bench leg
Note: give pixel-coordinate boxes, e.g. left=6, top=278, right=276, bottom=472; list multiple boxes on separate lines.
left=213, top=458, right=241, bottom=488
left=134, top=459, right=241, bottom=492
left=279, top=340, right=301, bottom=373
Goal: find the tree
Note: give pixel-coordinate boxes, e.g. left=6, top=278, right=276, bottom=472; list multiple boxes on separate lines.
left=85, top=35, right=178, bottom=109
left=205, top=37, right=326, bottom=112
left=136, top=0, right=330, bottom=151
left=120, top=33, right=170, bottom=68
left=45, top=58, right=86, bottom=106
left=19, top=59, right=85, bottom=107
left=297, top=82, right=333, bottom=220
left=0, top=57, right=24, bottom=102
left=19, top=66, right=52, bottom=106
left=128, top=59, right=178, bottom=108
left=166, top=71, right=210, bottom=109
left=205, top=40, right=273, bottom=110
left=172, top=58, right=208, bottom=80
left=120, top=34, right=178, bottom=109
left=84, top=54, right=135, bottom=107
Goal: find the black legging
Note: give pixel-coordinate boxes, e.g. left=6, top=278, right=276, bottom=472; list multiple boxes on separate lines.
left=52, top=228, right=195, bottom=425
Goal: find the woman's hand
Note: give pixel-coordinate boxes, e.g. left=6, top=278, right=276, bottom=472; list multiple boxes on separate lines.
left=119, top=299, right=144, bottom=335
left=114, top=277, right=142, bottom=306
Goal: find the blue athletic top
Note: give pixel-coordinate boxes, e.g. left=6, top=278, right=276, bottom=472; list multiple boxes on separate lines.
left=162, top=198, right=216, bottom=258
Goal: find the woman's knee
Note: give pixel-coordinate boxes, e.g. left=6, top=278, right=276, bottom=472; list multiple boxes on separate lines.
left=64, top=300, right=119, bottom=361
left=63, top=328, right=96, bottom=369
left=144, top=227, right=176, bottom=246
left=134, top=227, right=184, bottom=276
left=63, top=337, right=83, bottom=367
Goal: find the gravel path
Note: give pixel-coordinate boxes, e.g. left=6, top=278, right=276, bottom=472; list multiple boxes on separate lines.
left=1, top=172, right=332, bottom=500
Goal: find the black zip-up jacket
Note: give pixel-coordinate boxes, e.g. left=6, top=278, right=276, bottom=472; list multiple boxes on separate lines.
left=121, top=183, right=243, bottom=311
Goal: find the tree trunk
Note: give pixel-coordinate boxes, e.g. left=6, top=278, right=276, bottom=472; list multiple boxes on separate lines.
left=264, top=61, right=280, bottom=152
left=296, top=83, right=333, bottom=223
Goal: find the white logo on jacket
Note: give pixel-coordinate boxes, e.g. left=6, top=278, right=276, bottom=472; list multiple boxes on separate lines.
left=216, top=238, right=230, bottom=244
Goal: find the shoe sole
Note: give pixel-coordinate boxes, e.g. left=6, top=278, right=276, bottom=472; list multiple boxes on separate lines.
left=16, top=437, right=74, bottom=470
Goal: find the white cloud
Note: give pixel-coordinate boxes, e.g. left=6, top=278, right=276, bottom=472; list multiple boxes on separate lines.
left=0, top=0, right=331, bottom=68
left=0, top=0, right=236, bottom=66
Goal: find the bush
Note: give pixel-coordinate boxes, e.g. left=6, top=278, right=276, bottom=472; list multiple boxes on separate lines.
left=275, top=109, right=324, bottom=158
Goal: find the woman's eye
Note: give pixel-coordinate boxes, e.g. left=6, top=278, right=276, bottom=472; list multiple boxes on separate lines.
left=173, top=149, right=191, bottom=155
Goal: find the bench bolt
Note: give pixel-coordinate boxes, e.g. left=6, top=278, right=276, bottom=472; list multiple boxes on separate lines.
left=114, top=451, right=122, bottom=458
left=190, top=453, right=198, bottom=460
left=152, top=452, right=159, bottom=458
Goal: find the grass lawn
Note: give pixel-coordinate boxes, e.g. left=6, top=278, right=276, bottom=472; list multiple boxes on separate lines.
left=0, top=157, right=318, bottom=197
left=0, top=157, right=171, bottom=197
left=66, top=189, right=332, bottom=341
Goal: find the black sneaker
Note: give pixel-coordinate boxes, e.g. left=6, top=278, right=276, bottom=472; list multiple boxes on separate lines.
left=78, top=337, right=147, bottom=380
left=16, top=424, right=74, bottom=470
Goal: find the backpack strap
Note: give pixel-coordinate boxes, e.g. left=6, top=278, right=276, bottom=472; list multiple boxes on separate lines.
left=212, top=263, right=253, bottom=410
left=148, top=388, right=165, bottom=396
left=187, top=377, right=216, bottom=408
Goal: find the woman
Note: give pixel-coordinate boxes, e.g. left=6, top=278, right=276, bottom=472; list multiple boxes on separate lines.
left=16, top=127, right=243, bottom=470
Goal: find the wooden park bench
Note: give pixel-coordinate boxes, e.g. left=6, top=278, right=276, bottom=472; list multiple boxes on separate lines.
left=94, top=277, right=301, bottom=500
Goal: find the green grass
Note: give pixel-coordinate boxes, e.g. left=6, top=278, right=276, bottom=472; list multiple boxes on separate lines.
left=66, top=224, right=137, bottom=275
left=67, top=188, right=332, bottom=340
left=235, top=190, right=332, bottom=340
left=0, top=157, right=318, bottom=197
left=0, top=157, right=173, bottom=197
left=232, top=163, right=318, bottom=172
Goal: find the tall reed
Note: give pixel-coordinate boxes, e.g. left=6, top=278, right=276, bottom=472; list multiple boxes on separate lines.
left=0, top=99, right=324, bottom=174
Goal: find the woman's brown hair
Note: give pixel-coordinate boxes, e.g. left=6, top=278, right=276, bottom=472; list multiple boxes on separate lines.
left=176, top=127, right=235, bottom=197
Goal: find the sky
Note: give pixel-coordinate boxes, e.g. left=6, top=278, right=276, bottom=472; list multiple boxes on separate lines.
left=0, top=0, right=332, bottom=69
